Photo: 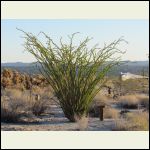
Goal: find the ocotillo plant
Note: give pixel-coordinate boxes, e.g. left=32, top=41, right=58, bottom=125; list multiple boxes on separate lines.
left=18, top=29, right=126, bottom=122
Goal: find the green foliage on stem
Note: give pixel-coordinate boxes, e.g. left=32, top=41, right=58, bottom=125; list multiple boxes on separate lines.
left=18, top=28, right=126, bottom=122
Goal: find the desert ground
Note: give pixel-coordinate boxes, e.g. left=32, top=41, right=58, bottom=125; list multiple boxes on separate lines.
left=1, top=69, right=149, bottom=131
left=1, top=104, right=118, bottom=131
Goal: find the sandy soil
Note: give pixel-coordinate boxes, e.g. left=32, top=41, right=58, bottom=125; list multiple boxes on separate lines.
left=1, top=105, right=117, bottom=131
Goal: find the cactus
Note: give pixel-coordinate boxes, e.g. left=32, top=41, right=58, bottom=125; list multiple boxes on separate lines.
left=19, top=29, right=126, bottom=122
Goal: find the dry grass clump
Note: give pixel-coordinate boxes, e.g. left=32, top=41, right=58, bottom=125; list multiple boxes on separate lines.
left=113, top=112, right=149, bottom=131
left=113, top=119, right=129, bottom=131
left=118, top=95, right=139, bottom=109
left=94, top=93, right=110, bottom=105
left=1, top=96, right=27, bottom=123
left=30, top=96, right=48, bottom=116
left=75, top=115, right=89, bottom=131
left=4, top=88, right=22, bottom=98
left=126, top=112, right=149, bottom=130
left=1, top=89, right=31, bottom=123
left=1, top=88, right=52, bottom=122
left=135, top=94, right=149, bottom=110
left=119, top=78, right=149, bottom=94
left=89, top=94, right=110, bottom=117
left=118, top=94, right=149, bottom=110
left=4, top=89, right=30, bottom=106
left=104, top=107, right=119, bottom=119
left=29, top=86, right=53, bottom=116
left=31, top=85, right=54, bottom=101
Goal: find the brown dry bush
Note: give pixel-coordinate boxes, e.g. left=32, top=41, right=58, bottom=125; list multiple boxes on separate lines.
left=31, top=85, right=54, bottom=100
left=1, top=95, right=27, bottom=123
left=104, top=107, right=119, bottom=119
left=118, top=94, right=149, bottom=110
left=75, top=115, right=89, bottom=131
left=1, top=88, right=52, bottom=122
left=30, top=96, right=48, bottom=116
left=29, top=86, right=53, bottom=116
left=135, top=94, right=149, bottom=110
left=118, top=95, right=139, bottom=109
left=25, top=88, right=52, bottom=116
left=119, top=78, right=149, bottom=94
left=89, top=93, right=110, bottom=117
left=113, top=112, right=149, bottom=131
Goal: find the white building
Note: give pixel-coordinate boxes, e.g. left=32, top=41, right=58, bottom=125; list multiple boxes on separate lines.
left=120, top=72, right=149, bottom=81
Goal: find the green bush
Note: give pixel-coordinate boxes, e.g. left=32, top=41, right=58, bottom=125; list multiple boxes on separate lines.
left=18, top=29, right=126, bottom=122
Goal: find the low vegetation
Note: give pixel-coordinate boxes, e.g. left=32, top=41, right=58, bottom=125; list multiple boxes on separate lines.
left=118, top=95, right=139, bottom=109
left=75, top=115, right=89, bottom=131
left=1, top=87, right=53, bottom=123
left=118, top=94, right=149, bottom=109
left=1, top=90, right=28, bottom=122
left=104, top=107, right=119, bottom=119
left=135, top=94, right=149, bottom=110
left=113, top=112, right=149, bottom=131
left=89, top=94, right=110, bottom=117
left=1, top=68, right=149, bottom=131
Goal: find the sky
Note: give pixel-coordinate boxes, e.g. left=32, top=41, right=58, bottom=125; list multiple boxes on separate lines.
left=1, top=19, right=149, bottom=63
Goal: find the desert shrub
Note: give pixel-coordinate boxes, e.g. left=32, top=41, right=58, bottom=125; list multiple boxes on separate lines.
left=135, top=94, right=149, bottom=110
left=1, top=89, right=6, bottom=96
left=104, top=107, right=119, bottom=119
left=113, top=119, right=129, bottom=131
left=118, top=94, right=149, bottom=110
left=4, top=88, right=22, bottom=98
left=126, top=112, right=149, bottom=130
left=31, top=85, right=54, bottom=100
left=89, top=94, right=110, bottom=117
left=1, top=96, right=26, bottom=123
left=113, top=112, right=149, bottom=131
left=94, top=93, right=110, bottom=106
left=4, top=89, right=31, bottom=107
left=30, top=95, right=48, bottom=116
left=75, top=115, right=89, bottom=131
left=29, top=86, right=53, bottom=116
left=1, top=88, right=50, bottom=120
left=19, top=29, right=126, bottom=122
left=1, top=107, right=21, bottom=123
left=118, top=95, right=139, bottom=109
left=111, top=78, right=149, bottom=96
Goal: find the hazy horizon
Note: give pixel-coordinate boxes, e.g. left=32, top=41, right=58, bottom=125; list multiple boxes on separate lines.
left=1, top=19, right=149, bottom=63
left=1, top=60, right=149, bottom=64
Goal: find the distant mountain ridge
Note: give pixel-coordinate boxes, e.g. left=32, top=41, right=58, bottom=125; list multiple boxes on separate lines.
left=1, top=60, right=149, bottom=66
left=1, top=62, right=37, bottom=67
left=1, top=61, right=149, bottom=76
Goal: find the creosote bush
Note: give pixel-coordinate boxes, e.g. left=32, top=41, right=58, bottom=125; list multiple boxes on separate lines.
left=18, top=29, right=126, bottom=122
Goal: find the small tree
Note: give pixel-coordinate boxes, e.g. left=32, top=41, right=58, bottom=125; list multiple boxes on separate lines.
left=18, top=29, right=126, bottom=122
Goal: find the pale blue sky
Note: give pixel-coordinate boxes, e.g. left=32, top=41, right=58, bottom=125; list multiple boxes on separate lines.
left=1, top=19, right=149, bottom=62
